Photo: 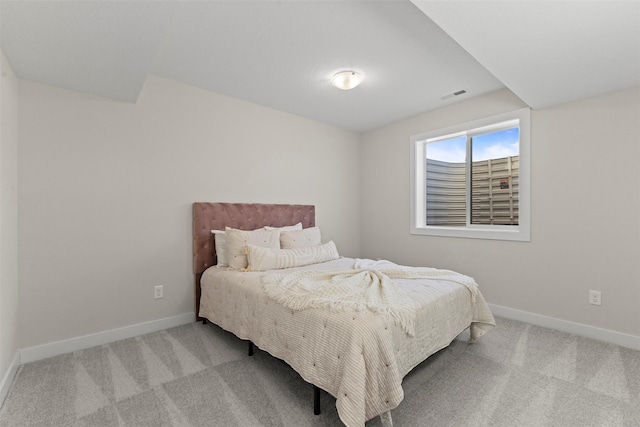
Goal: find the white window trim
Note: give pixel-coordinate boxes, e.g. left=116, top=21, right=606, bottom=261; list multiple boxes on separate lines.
left=410, top=108, right=530, bottom=242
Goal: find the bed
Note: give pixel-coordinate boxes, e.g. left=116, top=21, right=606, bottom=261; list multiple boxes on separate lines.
left=193, top=202, right=495, bottom=427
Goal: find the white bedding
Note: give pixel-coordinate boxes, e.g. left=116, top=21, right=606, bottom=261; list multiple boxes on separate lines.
left=199, top=257, right=495, bottom=427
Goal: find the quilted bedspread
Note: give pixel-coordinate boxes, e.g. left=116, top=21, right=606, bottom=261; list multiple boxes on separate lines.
left=199, top=258, right=495, bottom=427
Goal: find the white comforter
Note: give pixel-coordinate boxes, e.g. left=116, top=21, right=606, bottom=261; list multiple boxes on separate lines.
left=199, top=258, right=495, bottom=427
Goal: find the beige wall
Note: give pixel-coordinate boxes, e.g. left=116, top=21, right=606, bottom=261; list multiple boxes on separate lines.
left=361, top=87, right=640, bottom=337
left=10, top=72, right=640, bottom=356
left=0, top=52, right=19, bottom=381
left=17, top=75, right=361, bottom=349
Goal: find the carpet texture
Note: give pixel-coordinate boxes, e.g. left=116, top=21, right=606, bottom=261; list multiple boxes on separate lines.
left=1, top=317, right=639, bottom=426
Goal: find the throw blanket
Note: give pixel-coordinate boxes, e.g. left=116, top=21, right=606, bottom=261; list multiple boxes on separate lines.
left=262, top=260, right=479, bottom=336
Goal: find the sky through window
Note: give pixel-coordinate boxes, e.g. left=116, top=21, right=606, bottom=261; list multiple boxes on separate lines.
left=426, top=128, right=519, bottom=163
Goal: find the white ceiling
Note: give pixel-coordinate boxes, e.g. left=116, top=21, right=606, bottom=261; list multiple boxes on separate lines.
left=2, top=1, right=639, bottom=132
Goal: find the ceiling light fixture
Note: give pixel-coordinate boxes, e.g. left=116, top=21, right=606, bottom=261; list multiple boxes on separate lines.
left=330, top=71, right=363, bottom=90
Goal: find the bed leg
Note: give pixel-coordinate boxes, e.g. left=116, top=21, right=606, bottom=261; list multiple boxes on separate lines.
left=313, top=385, right=321, bottom=415
left=202, top=318, right=208, bottom=325
left=248, top=341, right=254, bottom=356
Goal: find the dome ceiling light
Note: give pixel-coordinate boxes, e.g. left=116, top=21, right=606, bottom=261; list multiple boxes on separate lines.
left=330, top=71, right=363, bottom=90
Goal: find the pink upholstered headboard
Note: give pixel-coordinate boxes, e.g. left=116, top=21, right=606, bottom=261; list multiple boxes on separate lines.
left=192, top=202, right=315, bottom=319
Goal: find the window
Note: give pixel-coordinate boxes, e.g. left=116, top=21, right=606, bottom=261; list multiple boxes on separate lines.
left=410, top=108, right=530, bottom=241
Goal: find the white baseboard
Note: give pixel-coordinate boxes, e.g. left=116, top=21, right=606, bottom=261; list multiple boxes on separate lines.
left=19, top=312, right=195, bottom=364
left=11, top=306, right=640, bottom=368
left=489, top=304, right=640, bottom=351
left=0, top=352, right=20, bottom=408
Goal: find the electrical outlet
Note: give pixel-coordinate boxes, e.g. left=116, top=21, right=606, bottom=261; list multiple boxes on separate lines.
left=589, top=290, right=601, bottom=306
left=154, top=285, right=163, bottom=299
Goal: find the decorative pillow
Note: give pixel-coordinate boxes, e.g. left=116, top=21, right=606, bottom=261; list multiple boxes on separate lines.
left=245, top=241, right=340, bottom=271
left=280, top=227, right=321, bottom=249
left=211, top=230, right=228, bottom=267
left=225, top=227, right=281, bottom=270
left=264, top=222, right=303, bottom=232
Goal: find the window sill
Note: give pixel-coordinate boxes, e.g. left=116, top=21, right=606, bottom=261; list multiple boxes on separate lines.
left=410, top=225, right=530, bottom=242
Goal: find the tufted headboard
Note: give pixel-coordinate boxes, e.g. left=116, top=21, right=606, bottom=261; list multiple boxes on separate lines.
left=192, top=202, right=315, bottom=319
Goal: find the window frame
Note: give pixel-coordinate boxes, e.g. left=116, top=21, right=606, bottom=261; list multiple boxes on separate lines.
left=410, top=108, right=531, bottom=241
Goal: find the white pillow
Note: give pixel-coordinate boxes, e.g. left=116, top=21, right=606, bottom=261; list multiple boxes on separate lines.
left=245, top=241, right=339, bottom=271
left=280, top=227, right=321, bottom=249
left=263, top=222, right=303, bottom=232
left=211, top=230, right=228, bottom=267
left=225, top=227, right=281, bottom=270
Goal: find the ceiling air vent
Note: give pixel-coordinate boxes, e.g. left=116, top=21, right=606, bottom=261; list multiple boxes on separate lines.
left=440, top=89, right=467, bottom=100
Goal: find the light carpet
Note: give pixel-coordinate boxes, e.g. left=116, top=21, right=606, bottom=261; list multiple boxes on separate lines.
left=1, top=317, right=639, bottom=426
